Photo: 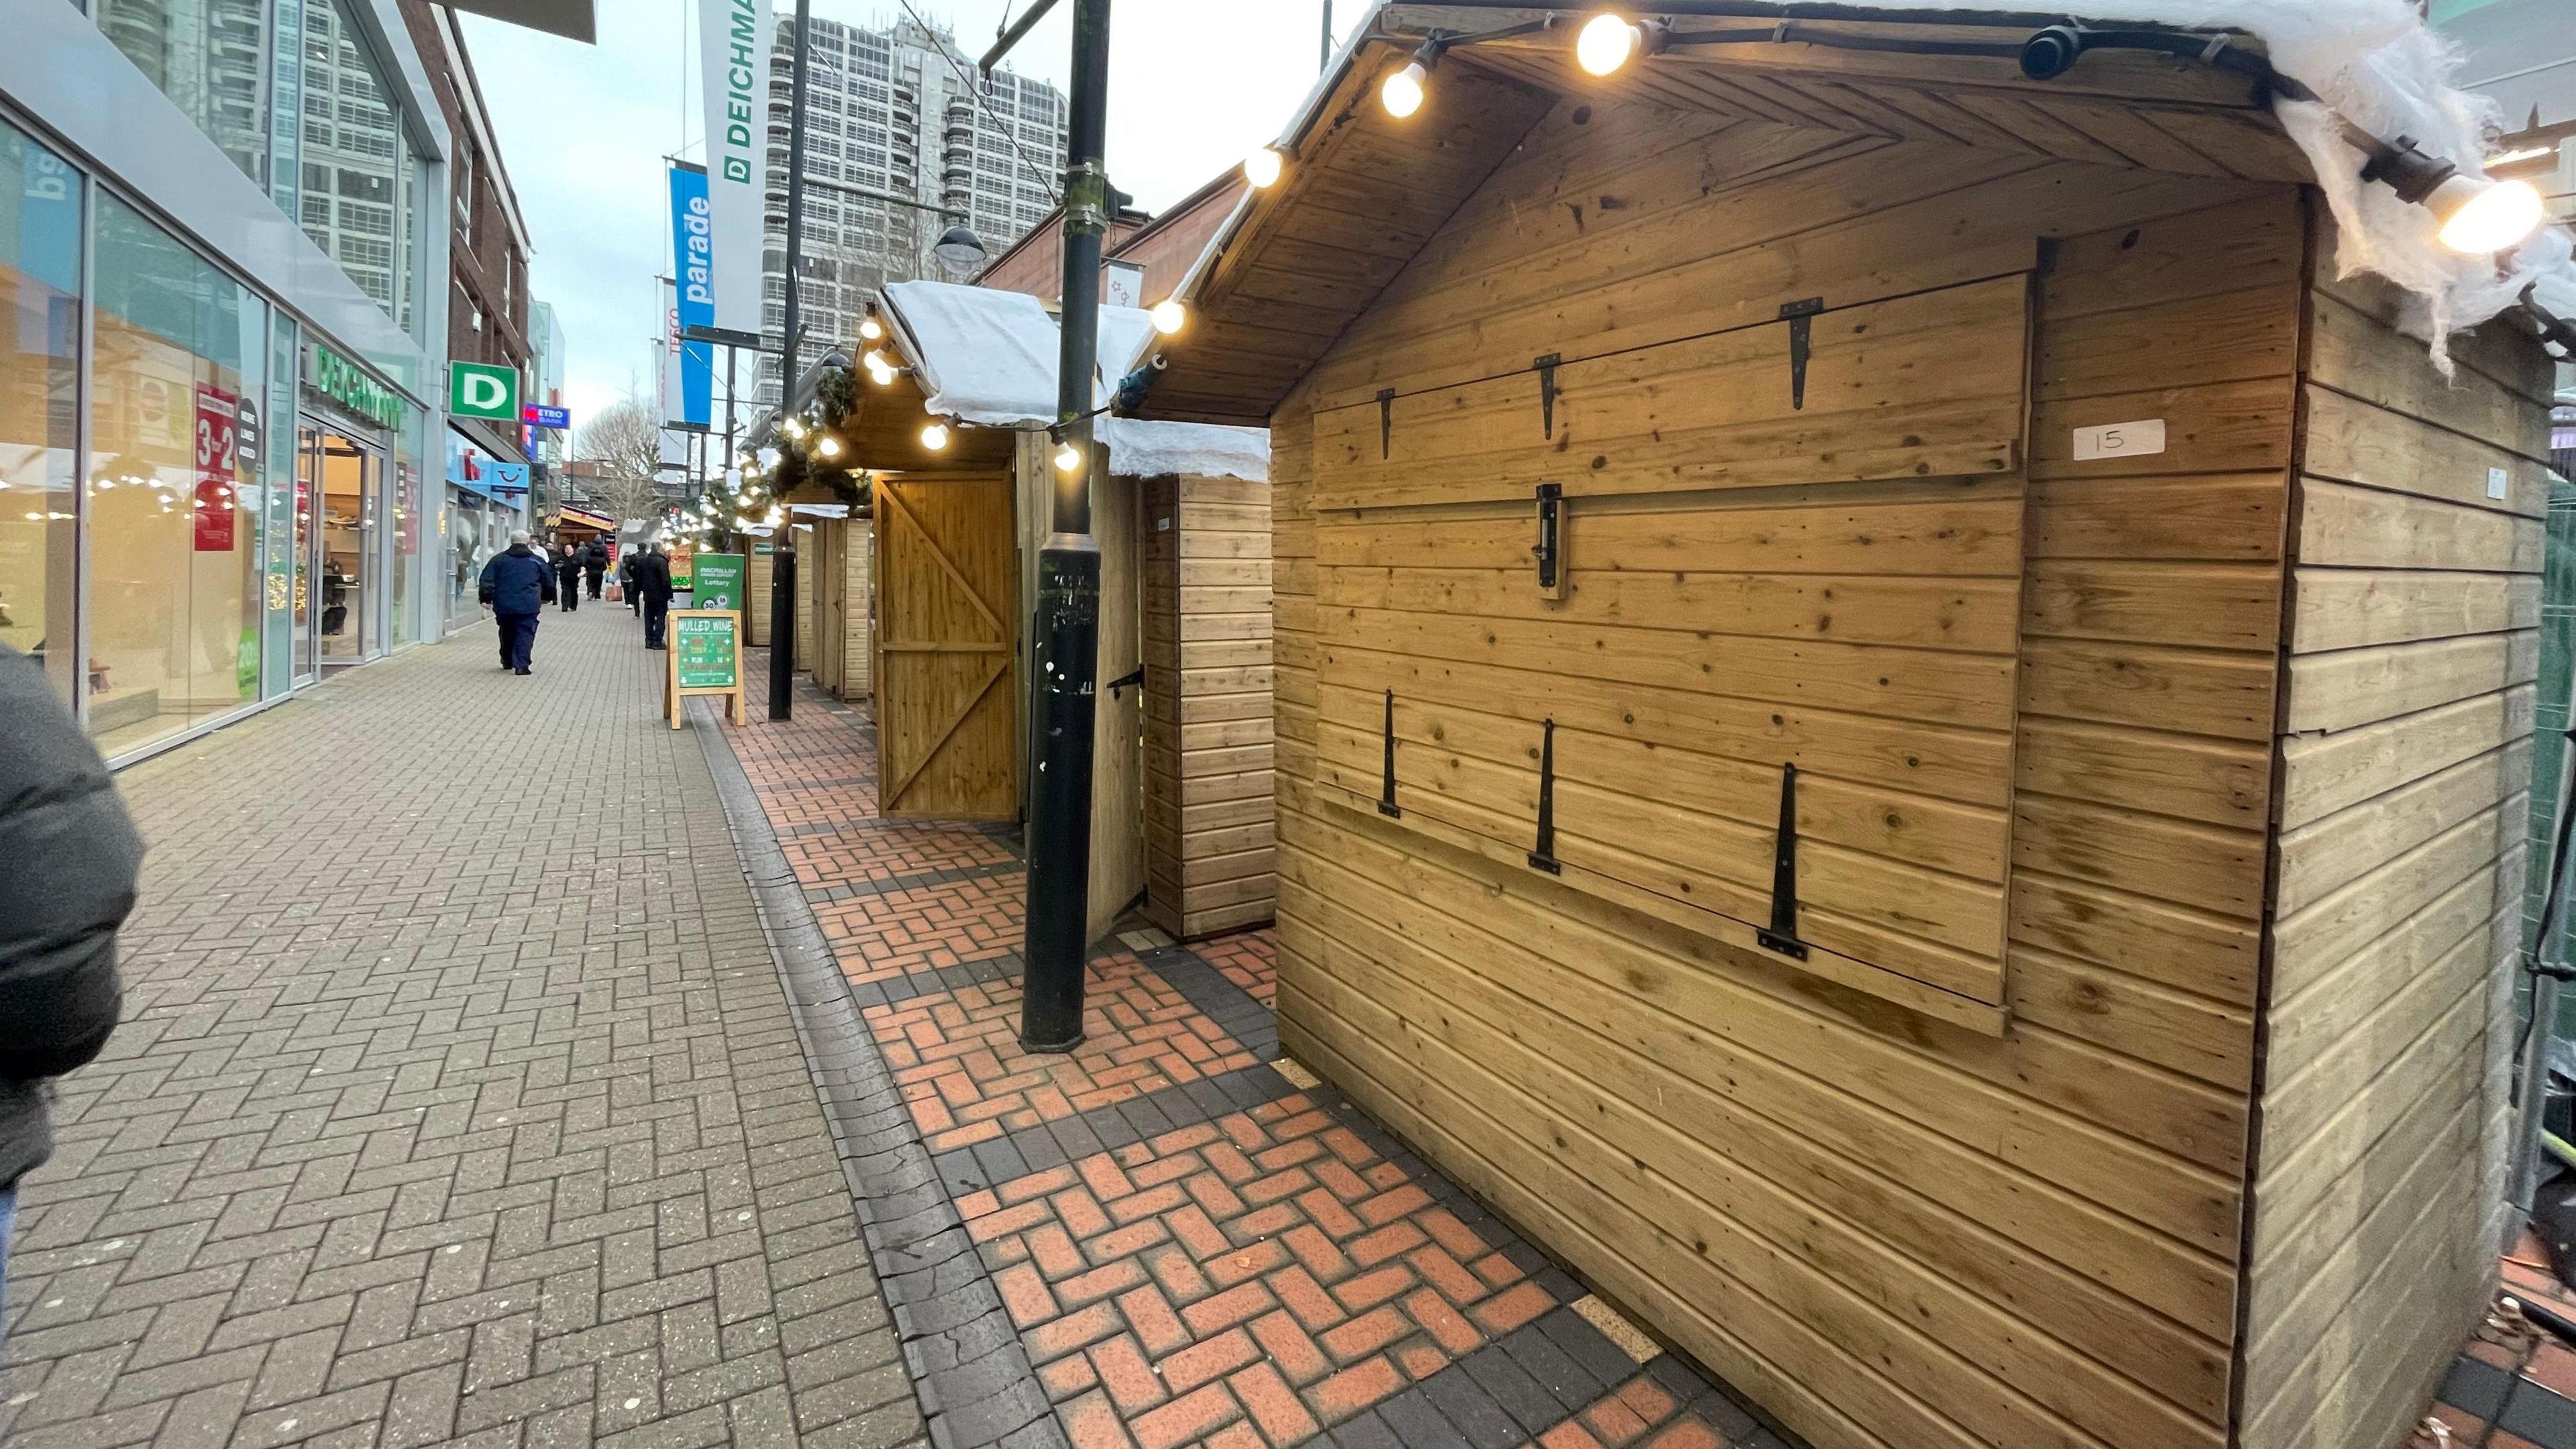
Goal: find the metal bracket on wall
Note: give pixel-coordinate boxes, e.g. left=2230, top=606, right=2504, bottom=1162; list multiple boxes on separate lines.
left=1534, top=353, right=1562, bottom=439
left=1104, top=663, right=1145, bottom=699
left=1532, top=483, right=1566, bottom=600
left=1378, top=688, right=1402, bottom=818
left=1780, top=297, right=1824, bottom=411
left=1756, top=762, right=1809, bottom=960
left=1527, top=718, right=1561, bottom=874
left=1377, top=389, right=1397, bottom=459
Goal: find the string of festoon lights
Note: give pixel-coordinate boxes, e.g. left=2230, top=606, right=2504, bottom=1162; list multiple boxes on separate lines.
left=1217, top=9, right=2573, bottom=345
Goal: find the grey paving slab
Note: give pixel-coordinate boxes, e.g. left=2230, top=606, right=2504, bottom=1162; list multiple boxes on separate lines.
left=1, top=607, right=926, bottom=1449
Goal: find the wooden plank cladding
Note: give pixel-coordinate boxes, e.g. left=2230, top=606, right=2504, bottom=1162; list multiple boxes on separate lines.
left=1144, top=21, right=2559, bottom=1449
left=2235, top=251, right=2553, bottom=1449
left=1142, top=476, right=1280, bottom=938
left=1311, top=276, right=2029, bottom=509
left=1309, top=265, right=2031, bottom=1018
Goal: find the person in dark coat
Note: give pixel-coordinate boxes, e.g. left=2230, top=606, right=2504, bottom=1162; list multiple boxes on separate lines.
left=633, top=544, right=676, bottom=649
left=0, top=643, right=139, bottom=1337
left=582, top=539, right=609, bottom=600
left=478, top=530, right=555, bottom=674
left=552, top=540, right=582, bottom=612
left=619, top=549, right=640, bottom=616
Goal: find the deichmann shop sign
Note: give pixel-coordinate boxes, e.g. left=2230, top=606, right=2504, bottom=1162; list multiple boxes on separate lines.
left=449, top=362, right=520, bottom=421
left=307, top=343, right=405, bottom=429
left=696, top=0, right=772, bottom=339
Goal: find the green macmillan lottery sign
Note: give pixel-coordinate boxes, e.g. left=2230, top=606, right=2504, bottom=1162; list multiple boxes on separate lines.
left=692, top=553, right=745, bottom=612
left=674, top=614, right=739, bottom=691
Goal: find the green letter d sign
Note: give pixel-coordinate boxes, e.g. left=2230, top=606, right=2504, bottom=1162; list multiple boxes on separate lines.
left=449, top=362, right=519, bottom=421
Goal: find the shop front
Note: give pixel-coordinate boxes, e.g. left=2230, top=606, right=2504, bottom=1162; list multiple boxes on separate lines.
left=444, top=427, right=528, bottom=634
left=0, top=112, right=435, bottom=763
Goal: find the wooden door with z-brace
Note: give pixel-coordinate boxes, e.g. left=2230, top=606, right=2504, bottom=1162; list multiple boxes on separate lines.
left=873, top=473, right=1019, bottom=819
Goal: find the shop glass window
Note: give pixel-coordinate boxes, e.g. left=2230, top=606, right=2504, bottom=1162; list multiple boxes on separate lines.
left=93, top=0, right=273, bottom=189
left=89, top=193, right=267, bottom=757
left=0, top=121, right=84, bottom=707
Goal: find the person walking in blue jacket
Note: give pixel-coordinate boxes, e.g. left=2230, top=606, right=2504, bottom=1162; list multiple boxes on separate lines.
left=478, top=530, right=556, bottom=675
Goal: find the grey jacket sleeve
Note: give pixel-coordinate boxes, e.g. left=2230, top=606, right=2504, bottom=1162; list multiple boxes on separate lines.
left=0, top=645, right=138, bottom=1083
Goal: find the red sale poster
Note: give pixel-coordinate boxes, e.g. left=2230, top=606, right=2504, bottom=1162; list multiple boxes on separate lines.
left=194, top=384, right=239, bottom=552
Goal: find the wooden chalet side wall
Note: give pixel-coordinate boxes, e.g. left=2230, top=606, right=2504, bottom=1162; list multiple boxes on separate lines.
left=747, top=545, right=772, bottom=647
left=1269, top=97, right=2308, bottom=1449
left=843, top=519, right=872, bottom=700
left=1142, top=475, right=1278, bottom=938
left=2235, top=250, right=2555, bottom=1449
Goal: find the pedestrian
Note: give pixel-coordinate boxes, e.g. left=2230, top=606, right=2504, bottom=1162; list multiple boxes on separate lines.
left=478, top=529, right=555, bottom=674
left=619, top=547, right=640, bottom=616
left=0, top=642, right=140, bottom=1345
left=553, top=539, right=582, bottom=613
left=583, top=538, right=608, bottom=600
left=634, top=543, right=676, bottom=650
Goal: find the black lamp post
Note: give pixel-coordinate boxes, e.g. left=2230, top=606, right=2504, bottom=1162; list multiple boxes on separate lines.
left=768, top=0, right=816, bottom=722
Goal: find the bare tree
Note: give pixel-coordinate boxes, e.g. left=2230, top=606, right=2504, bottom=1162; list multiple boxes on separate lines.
left=574, top=397, right=668, bottom=527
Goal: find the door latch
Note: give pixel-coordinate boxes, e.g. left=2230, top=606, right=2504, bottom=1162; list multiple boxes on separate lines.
left=1532, top=483, right=1566, bottom=600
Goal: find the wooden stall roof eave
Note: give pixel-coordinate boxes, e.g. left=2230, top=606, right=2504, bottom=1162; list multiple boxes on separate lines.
left=1134, top=3, right=2314, bottom=427
left=840, top=370, right=1020, bottom=475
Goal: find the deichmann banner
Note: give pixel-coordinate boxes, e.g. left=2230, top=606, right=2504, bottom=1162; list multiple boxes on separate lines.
left=665, top=163, right=715, bottom=429
left=697, top=0, right=773, bottom=340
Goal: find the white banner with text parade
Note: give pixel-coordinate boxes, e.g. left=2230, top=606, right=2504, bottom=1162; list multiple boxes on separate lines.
left=697, top=0, right=773, bottom=339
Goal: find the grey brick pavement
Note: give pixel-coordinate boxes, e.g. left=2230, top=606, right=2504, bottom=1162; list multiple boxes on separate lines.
left=0, top=606, right=928, bottom=1449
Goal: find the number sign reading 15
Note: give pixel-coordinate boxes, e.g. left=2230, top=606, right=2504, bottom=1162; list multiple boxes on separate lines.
left=2071, top=419, right=2167, bottom=462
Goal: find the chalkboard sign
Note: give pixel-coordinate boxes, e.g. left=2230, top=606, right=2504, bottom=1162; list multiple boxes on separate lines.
left=664, top=609, right=745, bottom=727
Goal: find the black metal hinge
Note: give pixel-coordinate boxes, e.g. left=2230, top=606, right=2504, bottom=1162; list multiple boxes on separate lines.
left=1527, top=718, right=1560, bottom=874
left=1378, top=688, right=1402, bottom=817
left=1534, top=353, right=1562, bottom=439
left=1104, top=663, right=1145, bottom=698
left=1755, top=762, right=1809, bottom=960
left=1780, top=297, right=1823, bottom=411
left=1532, top=482, right=1564, bottom=599
left=1377, top=388, right=1397, bottom=460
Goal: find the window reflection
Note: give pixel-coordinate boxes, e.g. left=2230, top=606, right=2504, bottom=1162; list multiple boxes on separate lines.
left=93, top=0, right=274, bottom=189
left=0, top=122, right=83, bottom=707
left=89, top=194, right=265, bottom=755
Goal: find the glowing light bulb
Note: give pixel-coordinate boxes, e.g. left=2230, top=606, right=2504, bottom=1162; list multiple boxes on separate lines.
left=1054, top=441, right=1083, bottom=474
left=1382, top=60, right=1426, bottom=119
left=815, top=435, right=843, bottom=459
left=1576, top=14, right=1643, bottom=76
left=920, top=422, right=951, bottom=452
left=1150, top=298, right=1188, bottom=336
left=2435, top=176, right=2546, bottom=253
left=1244, top=147, right=1284, bottom=189
left=859, top=316, right=885, bottom=342
left=782, top=417, right=805, bottom=439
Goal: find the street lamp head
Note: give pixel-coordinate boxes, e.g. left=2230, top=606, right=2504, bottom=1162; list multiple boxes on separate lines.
left=933, top=223, right=989, bottom=276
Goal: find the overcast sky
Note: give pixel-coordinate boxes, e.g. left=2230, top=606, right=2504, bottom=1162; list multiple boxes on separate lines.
left=457, top=1, right=1362, bottom=425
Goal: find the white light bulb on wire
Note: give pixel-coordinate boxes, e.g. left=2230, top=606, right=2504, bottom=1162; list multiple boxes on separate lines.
left=1576, top=13, right=1644, bottom=76
left=1150, top=298, right=1188, bottom=336
left=1244, top=147, right=1285, bottom=189
left=2435, top=176, right=2546, bottom=254
left=1054, top=441, right=1083, bottom=474
left=859, top=316, right=885, bottom=342
left=1382, top=60, right=1427, bottom=119
left=920, top=422, right=951, bottom=452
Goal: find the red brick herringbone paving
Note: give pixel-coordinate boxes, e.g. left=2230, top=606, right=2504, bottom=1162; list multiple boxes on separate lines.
left=720, top=664, right=1772, bottom=1449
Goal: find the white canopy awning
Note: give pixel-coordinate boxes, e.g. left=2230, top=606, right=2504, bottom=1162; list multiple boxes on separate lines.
left=879, top=280, right=1268, bottom=481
